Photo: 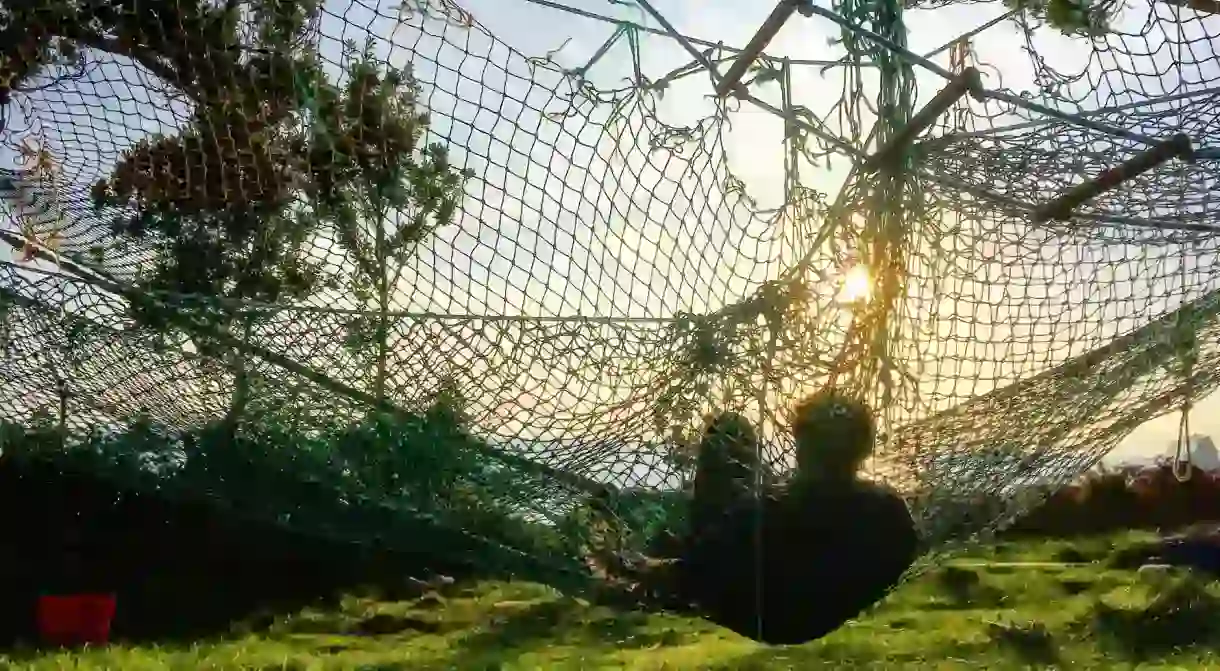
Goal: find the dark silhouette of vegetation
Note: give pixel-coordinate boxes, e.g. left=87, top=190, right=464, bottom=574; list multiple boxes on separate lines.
left=1007, top=461, right=1220, bottom=537
left=0, top=403, right=590, bottom=648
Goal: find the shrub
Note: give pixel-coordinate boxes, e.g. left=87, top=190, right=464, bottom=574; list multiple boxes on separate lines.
left=0, top=406, right=592, bottom=588
left=1008, top=463, right=1220, bottom=537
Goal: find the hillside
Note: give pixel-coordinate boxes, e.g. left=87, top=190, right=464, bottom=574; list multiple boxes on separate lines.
left=11, top=533, right=1220, bottom=669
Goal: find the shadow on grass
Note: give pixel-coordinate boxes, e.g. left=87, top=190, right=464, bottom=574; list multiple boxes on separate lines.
left=1056, top=576, right=1093, bottom=596
left=1091, top=573, right=1220, bottom=662
left=987, top=620, right=1059, bottom=666
left=436, top=597, right=697, bottom=668
left=921, top=566, right=1008, bottom=610
left=698, top=634, right=999, bottom=670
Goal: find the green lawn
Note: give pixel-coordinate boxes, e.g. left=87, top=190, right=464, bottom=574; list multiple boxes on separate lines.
left=7, top=531, right=1220, bottom=670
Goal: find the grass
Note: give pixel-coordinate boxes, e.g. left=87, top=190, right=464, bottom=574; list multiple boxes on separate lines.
left=8, top=530, right=1220, bottom=669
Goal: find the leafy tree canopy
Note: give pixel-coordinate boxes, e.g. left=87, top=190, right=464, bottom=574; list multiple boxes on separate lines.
left=0, top=0, right=471, bottom=332
left=1004, top=0, right=1118, bottom=36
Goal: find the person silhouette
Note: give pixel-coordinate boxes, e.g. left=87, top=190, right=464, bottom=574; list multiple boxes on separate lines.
left=688, top=412, right=765, bottom=544
left=680, top=390, right=919, bottom=645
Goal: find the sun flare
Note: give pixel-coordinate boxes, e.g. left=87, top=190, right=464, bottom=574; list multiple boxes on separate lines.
left=838, top=264, right=873, bottom=304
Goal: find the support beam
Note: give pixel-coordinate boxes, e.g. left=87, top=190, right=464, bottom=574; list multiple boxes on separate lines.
left=928, top=83, right=1220, bottom=143
left=1031, top=133, right=1195, bottom=224
left=715, top=0, right=811, bottom=98
left=1163, top=0, right=1220, bottom=15
left=860, top=67, right=983, bottom=174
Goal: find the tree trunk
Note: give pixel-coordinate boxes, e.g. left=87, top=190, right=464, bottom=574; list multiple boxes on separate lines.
left=222, top=316, right=254, bottom=442
left=55, top=374, right=69, bottom=450
left=374, top=212, right=390, bottom=403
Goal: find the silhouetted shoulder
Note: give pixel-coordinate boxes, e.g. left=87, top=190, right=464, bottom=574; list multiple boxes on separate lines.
left=737, top=478, right=919, bottom=645
left=847, top=480, right=918, bottom=552
left=854, top=481, right=916, bottom=521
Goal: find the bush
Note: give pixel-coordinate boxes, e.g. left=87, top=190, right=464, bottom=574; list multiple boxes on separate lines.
left=1008, top=463, right=1220, bottom=537
left=6, top=414, right=575, bottom=559
left=0, top=408, right=598, bottom=645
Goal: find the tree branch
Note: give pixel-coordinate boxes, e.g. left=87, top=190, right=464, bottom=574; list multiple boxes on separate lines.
left=73, top=32, right=203, bottom=101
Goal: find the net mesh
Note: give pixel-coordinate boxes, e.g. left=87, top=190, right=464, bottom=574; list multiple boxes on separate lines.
left=0, top=0, right=1216, bottom=590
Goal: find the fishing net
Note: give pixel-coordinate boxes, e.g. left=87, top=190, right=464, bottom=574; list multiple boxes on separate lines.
left=0, top=0, right=1216, bottom=592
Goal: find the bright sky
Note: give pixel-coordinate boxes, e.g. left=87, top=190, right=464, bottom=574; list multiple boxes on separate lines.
left=0, top=0, right=1218, bottom=470
left=453, top=0, right=1220, bottom=464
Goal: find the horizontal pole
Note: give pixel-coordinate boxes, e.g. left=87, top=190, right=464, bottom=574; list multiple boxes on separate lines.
left=715, top=0, right=808, bottom=98
left=1032, top=133, right=1195, bottom=224
left=861, top=67, right=983, bottom=174
left=937, top=84, right=1220, bottom=142
left=1163, top=0, right=1220, bottom=14
left=519, top=0, right=859, bottom=67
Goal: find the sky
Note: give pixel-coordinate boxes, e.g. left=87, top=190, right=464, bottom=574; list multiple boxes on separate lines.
left=0, top=0, right=1218, bottom=473
left=429, top=0, right=1220, bottom=465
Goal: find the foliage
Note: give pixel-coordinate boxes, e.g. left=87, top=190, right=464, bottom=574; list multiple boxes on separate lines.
left=1002, top=0, right=1117, bottom=36
left=0, top=402, right=590, bottom=586
left=901, top=446, right=1220, bottom=541
left=1002, top=462, right=1220, bottom=537
left=0, top=0, right=472, bottom=348
left=0, top=0, right=479, bottom=460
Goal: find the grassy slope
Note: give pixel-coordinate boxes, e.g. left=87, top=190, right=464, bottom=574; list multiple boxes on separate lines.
left=8, top=531, right=1220, bottom=670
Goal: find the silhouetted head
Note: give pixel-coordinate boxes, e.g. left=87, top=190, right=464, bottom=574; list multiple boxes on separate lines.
left=689, top=412, right=762, bottom=519
left=790, top=389, right=875, bottom=483
left=696, top=412, right=760, bottom=482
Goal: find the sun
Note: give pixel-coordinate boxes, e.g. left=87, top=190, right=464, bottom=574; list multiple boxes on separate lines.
left=837, top=264, right=873, bottom=304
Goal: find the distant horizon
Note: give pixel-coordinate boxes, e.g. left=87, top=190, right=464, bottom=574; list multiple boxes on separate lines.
left=1102, top=432, right=1215, bottom=467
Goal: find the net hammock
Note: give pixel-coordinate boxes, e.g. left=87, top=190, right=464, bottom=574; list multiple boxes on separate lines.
left=0, top=0, right=1215, bottom=598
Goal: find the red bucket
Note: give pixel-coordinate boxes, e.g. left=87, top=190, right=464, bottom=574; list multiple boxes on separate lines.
left=36, top=593, right=117, bottom=647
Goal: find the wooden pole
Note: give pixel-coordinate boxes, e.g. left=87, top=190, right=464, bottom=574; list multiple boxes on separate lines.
left=715, top=0, right=809, bottom=98
left=1163, top=0, right=1220, bottom=15
left=860, top=67, right=983, bottom=174
left=1032, top=133, right=1194, bottom=224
